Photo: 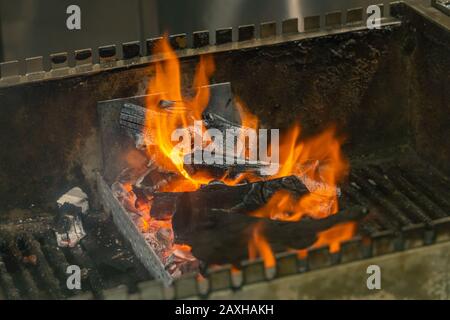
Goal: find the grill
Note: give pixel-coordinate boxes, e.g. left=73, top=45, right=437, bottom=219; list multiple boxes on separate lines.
left=0, top=1, right=449, bottom=299
left=3, top=152, right=449, bottom=300
left=0, top=214, right=152, bottom=299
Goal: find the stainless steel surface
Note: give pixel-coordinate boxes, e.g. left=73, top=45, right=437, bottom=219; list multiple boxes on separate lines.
left=0, top=18, right=402, bottom=88
left=0, top=0, right=393, bottom=64
left=157, top=0, right=392, bottom=43
left=97, top=174, right=174, bottom=286
left=0, top=0, right=158, bottom=67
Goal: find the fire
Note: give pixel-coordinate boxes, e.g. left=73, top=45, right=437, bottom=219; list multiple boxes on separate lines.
left=249, top=125, right=353, bottom=259
left=315, top=222, right=356, bottom=253
left=143, top=37, right=356, bottom=269
left=271, top=125, right=348, bottom=218
left=248, top=223, right=276, bottom=268
left=145, top=38, right=216, bottom=190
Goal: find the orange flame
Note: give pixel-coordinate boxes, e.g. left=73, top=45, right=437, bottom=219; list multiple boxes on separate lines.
left=145, top=38, right=215, bottom=190
left=248, top=223, right=275, bottom=268
left=252, top=124, right=349, bottom=220
left=143, top=37, right=356, bottom=268
left=250, top=124, right=354, bottom=258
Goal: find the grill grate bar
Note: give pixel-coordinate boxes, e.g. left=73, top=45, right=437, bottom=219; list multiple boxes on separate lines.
left=0, top=213, right=156, bottom=300
left=68, top=245, right=105, bottom=299
left=362, top=166, right=434, bottom=225
left=0, top=247, right=21, bottom=300
left=6, top=235, right=41, bottom=299
left=350, top=173, right=413, bottom=227
left=38, top=235, right=75, bottom=297
left=396, top=167, right=450, bottom=213
left=20, top=233, right=63, bottom=299
left=342, top=189, right=383, bottom=234
left=344, top=185, right=399, bottom=230
left=386, top=166, right=448, bottom=219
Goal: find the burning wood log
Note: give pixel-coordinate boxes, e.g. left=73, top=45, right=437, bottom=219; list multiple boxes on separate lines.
left=172, top=194, right=368, bottom=265
left=118, top=81, right=278, bottom=177
left=119, top=82, right=242, bottom=147
left=102, top=38, right=363, bottom=279
left=148, top=176, right=366, bottom=266
left=149, top=175, right=309, bottom=219
left=119, top=102, right=193, bottom=147
left=120, top=101, right=274, bottom=176
left=183, top=148, right=276, bottom=178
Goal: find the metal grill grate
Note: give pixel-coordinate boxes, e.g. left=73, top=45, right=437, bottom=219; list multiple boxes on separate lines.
left=0, top=215, right=152, bottom=300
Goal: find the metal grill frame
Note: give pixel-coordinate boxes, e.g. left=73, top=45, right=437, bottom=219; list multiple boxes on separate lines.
left=0, top=0, right=404, bottom=88
left=97, top=174, right=173, bottom=286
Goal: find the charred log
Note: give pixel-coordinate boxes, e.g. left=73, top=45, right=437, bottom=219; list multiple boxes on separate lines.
left=149, top=175, right=309, bottom=219
left=119, top=82, right=241, bottom=145
left=172, top=195, right=368, bottom=265
left=119, top=102, right=193, bottom=146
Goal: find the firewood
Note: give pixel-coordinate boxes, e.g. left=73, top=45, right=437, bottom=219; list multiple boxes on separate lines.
left=149, top=175, right=309, bottom=219
left=172, top=197, right=368, bottom=265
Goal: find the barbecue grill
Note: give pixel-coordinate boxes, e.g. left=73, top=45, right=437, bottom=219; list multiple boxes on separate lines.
left=0, top=0, right=449, bottom=300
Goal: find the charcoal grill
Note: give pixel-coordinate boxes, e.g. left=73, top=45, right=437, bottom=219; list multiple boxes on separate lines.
left=0, top=0, right=449, bottom=299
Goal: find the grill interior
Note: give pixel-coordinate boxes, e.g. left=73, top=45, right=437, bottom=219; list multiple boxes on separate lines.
left=1, top=149, right=449, bottom=299
left=344, top=151, right=450, bottom=234
left=0, top=2, right=449, bottom=299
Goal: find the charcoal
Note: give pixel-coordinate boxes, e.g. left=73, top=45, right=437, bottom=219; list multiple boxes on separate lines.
left=172, top=248, right=197, bottom=262
left=202, top=111, right=241, bottom=131
left=120, top=83, right=240, bottom=146
left=22, top=255, right=37, bottom=265
left=179, top=260, right=201, bottom=274
left=150, top=192, right=181, bottom=219
left=201, top=82, right=241, bottom=128
left=112, top=81, right=353, bottom=275
left=143, top=232, right=165, bottom=256
left=166, top=263, right=182, bottom=278
left=134, top=166, right=176, bottom=193
left=116, top=167, right=140, bottom=184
